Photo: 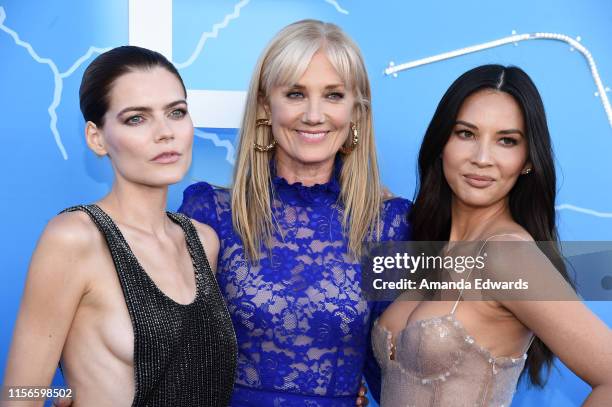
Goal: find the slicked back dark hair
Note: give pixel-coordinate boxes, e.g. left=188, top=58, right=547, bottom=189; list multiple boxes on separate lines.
left=79, top=45, right=186, bottom=127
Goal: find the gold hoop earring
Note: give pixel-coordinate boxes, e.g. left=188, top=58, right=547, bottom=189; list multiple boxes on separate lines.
left=340, top=122, right=359, bottom=154
left=253, top=118, right=276, bottom=152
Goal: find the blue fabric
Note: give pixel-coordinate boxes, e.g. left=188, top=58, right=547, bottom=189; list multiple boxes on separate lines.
left=179, top=164, right=411, bottom=406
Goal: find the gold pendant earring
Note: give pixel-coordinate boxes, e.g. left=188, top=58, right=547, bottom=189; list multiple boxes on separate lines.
left=340, top=122, right=359, bottom=154
left=253, top=118, right=276, bottom=152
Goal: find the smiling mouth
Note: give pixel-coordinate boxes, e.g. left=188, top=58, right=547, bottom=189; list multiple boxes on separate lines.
left=296, top=130, right=328, bottom=142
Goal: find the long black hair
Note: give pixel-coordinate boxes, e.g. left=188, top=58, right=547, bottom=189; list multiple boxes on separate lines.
left=79, top=45, right=186, bottom=127
left=411, top=64, right=571, bottom=386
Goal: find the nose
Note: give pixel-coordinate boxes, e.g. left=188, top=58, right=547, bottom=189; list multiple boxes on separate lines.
left=471, top=138, right=494, bottom=167
left=302, top=98, right=325, bottom=125
left=155, top=117, right=174, bottom=142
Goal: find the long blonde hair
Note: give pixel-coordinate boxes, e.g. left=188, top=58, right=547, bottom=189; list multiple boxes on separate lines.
left=232, top=19, right=382, bottom=262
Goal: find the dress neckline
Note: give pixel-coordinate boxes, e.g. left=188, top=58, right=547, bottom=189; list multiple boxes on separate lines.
left=374, top=314, right=531, bottom=367
left=270, top=157, right=342, bottom=205
left=91, top=204, right=201, bottom=307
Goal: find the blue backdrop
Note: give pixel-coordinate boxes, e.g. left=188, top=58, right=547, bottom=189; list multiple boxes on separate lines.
left=1, top=1, right=610, bottom=406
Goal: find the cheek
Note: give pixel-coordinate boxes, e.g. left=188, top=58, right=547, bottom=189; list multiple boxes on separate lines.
left=498, top=147, right=529, bottom=179
left=330, top=104, right=354, bottom=127
left=270, top=99, right=296, bottom=127
left=104, top=129, right=143, bottom=159
left=441, top=139, right=465, bottom=176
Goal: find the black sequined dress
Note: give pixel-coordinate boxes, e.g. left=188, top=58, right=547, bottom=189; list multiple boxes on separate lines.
left=62, top=204, right=237, bottom=407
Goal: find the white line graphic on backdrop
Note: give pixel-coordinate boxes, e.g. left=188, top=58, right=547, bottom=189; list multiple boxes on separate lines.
left=556, top=204, right=612, bottom=218
left=194, top=129, right=236, bottom=165
left=0, top=6, right=110, bottom=160
left=385, top=32, right=612, bottom=127
left=324, top=0, right=349, bottom=15
left=130, top=0, right=247, bottom=133
left=385, top=32, right=612, bottom=219
left=174, top=0, right=250, bottom=69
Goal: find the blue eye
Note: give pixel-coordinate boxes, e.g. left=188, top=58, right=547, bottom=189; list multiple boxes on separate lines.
left=286, top=91, right=304, bottom=99
left=125, top=115, right=144, bottom=125
left=327, top=92, right=345, bottom=101
left=170, top=109, right=187, bottom=119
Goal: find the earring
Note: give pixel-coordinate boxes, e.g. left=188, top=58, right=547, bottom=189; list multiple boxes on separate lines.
left=340, top=122, right=359, bottom=154
left=522, top=168, right=532, bottom=175
left=253, top=118, right=276, bottom=152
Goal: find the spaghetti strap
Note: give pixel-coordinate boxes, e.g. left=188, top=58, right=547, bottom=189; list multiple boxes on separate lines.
left=449, top=233, right=530, bottom=315
left=523, top=334, right=536, bottom=354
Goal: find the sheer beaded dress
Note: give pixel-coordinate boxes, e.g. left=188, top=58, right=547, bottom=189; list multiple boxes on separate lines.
left=62, top=205, right=237, bottom=407
left=371, top=238, right=534, bottom=407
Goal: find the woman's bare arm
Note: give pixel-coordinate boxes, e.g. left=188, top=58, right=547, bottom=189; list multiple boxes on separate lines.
left=485, top=238, right=612, bottom=406
left=2, top=213, right=96, bottom=407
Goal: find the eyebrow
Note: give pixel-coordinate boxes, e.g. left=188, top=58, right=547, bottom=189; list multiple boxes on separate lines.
left=116, top=99, right=187, bottom=117
left=455, top=120, right=524, bottom=137
left=288, top=83, right=345, bottom=90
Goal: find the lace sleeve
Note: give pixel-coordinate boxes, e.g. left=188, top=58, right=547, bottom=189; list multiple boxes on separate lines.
left=363, top=197, right=412, bottom=402
left=178, top=182, right=221, bottom=234
left=380, top=197, right=412, bottom=242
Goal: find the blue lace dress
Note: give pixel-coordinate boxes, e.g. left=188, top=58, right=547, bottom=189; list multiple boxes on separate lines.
left=179, top=165, right=411, bottom=406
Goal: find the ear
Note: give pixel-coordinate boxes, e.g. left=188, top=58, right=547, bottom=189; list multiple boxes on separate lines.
left=85, top=121, right=108, bottom=157
left=521, top=161, right=533, bottom=175
left=258, top=92, right=271, bottom=118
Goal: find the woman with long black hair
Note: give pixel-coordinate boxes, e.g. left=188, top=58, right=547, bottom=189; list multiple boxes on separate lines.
left=372, top=65, right=612, bottom=406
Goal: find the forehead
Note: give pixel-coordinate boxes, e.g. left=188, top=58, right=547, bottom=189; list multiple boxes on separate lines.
left=295, top=51, right=343, bottom=86
left=269, top=47, right=354, bottom=91
left=106, top=67, right=185, bottom=111
left=457, top=89, right=524, bottom=129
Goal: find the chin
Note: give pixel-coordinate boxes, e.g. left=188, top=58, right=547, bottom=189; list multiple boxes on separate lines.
left=294, top=151, right=338, bottom=165
left=454, top=190, right=502, bottom=209
left=143, top=170, right=187, bottom=187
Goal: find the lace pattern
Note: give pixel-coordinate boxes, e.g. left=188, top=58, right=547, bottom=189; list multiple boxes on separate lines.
left=179, top=166, right=411, bottom=405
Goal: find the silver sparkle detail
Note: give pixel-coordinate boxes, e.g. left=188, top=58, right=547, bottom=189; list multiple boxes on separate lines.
left=384, top=32, right=612, bottom=128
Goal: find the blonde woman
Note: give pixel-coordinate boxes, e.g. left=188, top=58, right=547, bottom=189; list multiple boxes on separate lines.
left=179, top=20, right=411, bottom=406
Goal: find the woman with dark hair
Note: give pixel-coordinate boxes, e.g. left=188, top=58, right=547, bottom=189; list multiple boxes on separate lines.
left=3, top=46, right=237, bottom=406
left=372, top=65, right=612, bottom=406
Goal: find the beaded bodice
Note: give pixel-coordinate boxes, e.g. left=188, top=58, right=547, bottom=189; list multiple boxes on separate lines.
left=62, top=205, right=237, bottom=407
left=372, top=312, right=529, bottom=407
left=371, top=235, right=534, bottom=407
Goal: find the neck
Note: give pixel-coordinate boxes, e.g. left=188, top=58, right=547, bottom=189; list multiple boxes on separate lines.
left=274, top=154, right=335, bottom=186
left=449, top=197, right=513, bottom=241
left=98, top=175, right=170, bottom=236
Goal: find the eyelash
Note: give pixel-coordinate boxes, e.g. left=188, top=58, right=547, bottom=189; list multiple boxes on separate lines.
left=499, top=137, right=518, bottom=146
left=455, top=130, right=519, bottom=146
left=285, top=91, right=345, bottom=100
left=169, top=108, right=187, bottom=119
left=123, top=108, right=187, bottom=126
left=455, top=129, right=474, bottom=139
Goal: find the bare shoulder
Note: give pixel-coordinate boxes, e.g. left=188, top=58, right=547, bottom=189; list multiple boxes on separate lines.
left=29, top=210, right=106, bottom=285
left=481, top=222, right=534, bottom=243
left=39, top=210, right=103, bottom=256
left=191, top=220, right=219, bottom=245
left=190, top=219, right=220, bottom=272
